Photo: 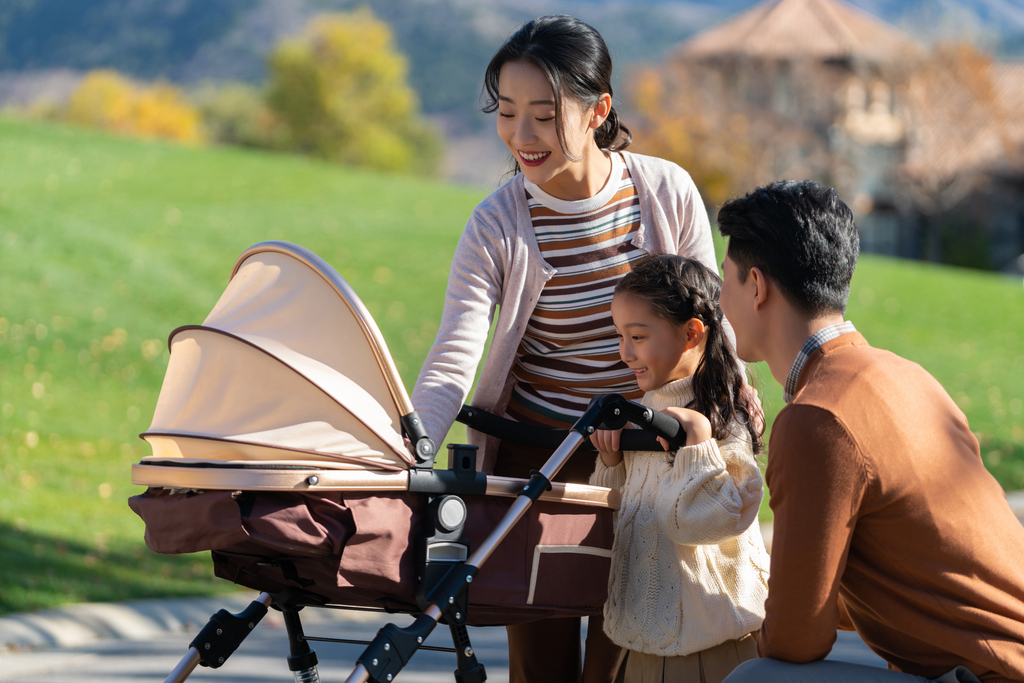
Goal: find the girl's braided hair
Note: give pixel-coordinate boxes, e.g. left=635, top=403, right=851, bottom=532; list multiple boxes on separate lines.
left=615, top=254, right=763, bottom=452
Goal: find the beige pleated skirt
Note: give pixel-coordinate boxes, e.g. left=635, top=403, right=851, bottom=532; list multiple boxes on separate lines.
left=623, top=632, right=759, bottom=683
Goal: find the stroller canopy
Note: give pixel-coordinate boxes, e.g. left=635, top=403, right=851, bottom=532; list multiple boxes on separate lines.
left=142, top=241, right=415, bottom=472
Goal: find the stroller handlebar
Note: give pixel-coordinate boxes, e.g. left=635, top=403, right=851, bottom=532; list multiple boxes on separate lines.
left=347, top=395, right=684, bottom=683
left=456, top=395, right=686, bottom=453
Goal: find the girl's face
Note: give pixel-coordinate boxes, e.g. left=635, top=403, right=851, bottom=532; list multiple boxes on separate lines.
left=611, top=292, right=705, bottom=393
left=496, top=60, right=607, bottom=200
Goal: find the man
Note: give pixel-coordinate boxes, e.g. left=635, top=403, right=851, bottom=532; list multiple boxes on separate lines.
left=717, top=180, right=1024, bottom=683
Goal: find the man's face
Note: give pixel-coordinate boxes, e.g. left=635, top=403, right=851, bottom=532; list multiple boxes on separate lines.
left=720, top=254, right=760, bottom=363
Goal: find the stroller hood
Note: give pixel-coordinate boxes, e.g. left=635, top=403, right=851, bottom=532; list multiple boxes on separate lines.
left=142, top=241, right=415, bottom=471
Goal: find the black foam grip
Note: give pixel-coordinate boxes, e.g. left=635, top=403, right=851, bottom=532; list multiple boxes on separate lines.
left=643, top=409, right=686, bottom=450
left=456, top=405, right=671, bottom=452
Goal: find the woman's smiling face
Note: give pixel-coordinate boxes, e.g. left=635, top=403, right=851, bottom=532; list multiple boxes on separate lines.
left=496, top=60, right=598, bottom=199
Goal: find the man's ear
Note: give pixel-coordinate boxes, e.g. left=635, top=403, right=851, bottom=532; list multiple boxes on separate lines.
left=750, top=267, right=770, bottom=310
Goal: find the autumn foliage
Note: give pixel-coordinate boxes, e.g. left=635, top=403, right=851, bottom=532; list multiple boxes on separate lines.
left=629, top=66, right=758, bottom=206
left=26, top=11, right=441, bottom=174
left=265, top=10, right=441, bottom=174
left=64, top=70, right=204, bottom=144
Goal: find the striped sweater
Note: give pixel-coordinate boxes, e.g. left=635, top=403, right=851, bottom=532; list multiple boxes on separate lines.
left=506, top=153, right=644, bottom=427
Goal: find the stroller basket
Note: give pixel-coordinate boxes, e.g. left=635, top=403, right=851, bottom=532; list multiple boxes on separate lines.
left=129, top=241, right=619, bottom=626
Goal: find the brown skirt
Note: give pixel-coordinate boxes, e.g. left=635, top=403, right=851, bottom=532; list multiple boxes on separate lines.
left=623, top=632, right=759, bottom=683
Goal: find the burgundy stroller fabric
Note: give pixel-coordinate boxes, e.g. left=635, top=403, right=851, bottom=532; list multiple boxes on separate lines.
left=129, top=241, right=618, bottom=625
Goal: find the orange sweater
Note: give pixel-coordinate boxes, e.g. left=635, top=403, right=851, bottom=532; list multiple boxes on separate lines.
left=760, top=332, right=1024, bottom=681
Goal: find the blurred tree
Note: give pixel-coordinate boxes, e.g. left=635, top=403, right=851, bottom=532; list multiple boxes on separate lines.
left=265, top=10, right=441, bottom=174
left=629, top=66, right=749, bottom=206
left=192, top=82, right=286, bottom=149
left=628, top=57, right=856, bottom=209
left=897, top=43, right=1019, bottom=264
left=627, top=65, right=789, bottom=207
left=64, top=70, right=134, bottom=130
left=64, top=70, right=204, bottom=143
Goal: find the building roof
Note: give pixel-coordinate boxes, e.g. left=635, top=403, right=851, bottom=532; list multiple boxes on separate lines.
left=679, top=0, right=920, bottom=62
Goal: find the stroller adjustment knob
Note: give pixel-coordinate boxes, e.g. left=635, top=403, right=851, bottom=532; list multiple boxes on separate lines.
left=437, top=496, right=467, bottom=531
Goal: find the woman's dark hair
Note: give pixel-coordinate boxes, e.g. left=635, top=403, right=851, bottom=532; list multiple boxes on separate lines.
left=482, top=15, right=631, bottom=173
left=615, top=254, right=763, bottom=452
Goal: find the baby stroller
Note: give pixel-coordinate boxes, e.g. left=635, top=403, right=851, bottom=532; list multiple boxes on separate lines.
left=128, top=241, right=683, bottom=683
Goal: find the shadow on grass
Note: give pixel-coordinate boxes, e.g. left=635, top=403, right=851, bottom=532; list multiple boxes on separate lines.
left=0, top=521, right=226, bottom=615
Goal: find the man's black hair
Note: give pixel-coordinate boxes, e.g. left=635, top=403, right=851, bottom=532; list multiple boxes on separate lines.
left=717, top=180, right=859, bottom=316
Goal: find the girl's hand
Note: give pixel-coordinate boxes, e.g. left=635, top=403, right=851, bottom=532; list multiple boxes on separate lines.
left=590, top=428, right=623, bottom=467
left=656, top=407, right=713, bottom=450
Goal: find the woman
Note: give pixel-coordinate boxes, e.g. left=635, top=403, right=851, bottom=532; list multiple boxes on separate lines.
left=412, top=15, right=720, bottom=683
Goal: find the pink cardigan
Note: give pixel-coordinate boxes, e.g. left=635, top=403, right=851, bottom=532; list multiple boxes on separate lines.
left=411, top=151, right=717, bottom=471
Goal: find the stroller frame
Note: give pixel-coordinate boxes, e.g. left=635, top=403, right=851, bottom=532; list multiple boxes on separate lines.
left=161, top=393, right=684, bottom=683
left=128, top=240, right=685, bottom=682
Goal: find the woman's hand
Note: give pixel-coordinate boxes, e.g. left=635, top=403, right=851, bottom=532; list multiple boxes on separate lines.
left=657, top=407, right=712, bottom=450
left=590, top=428, right=623, bottom=467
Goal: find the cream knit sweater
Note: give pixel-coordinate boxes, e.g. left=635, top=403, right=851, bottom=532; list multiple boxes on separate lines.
left=589, top=377, right=770, bottom=657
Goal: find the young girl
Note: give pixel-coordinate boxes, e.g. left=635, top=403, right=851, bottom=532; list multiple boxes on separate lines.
left=590, top=254, right=770, bottom=683
left=412, top=15, right=721, bottom=683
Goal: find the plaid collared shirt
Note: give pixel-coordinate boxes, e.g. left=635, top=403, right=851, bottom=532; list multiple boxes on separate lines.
left=783, top=321, right=858, bottom=403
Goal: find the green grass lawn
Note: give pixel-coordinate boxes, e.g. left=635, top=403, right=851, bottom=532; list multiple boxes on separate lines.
left=0, top=118, right=482, bottom=613
left=1, top=117, right=1022, bottom=614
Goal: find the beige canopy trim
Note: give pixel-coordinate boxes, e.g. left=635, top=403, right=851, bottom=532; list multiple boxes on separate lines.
left=131, top=464, right=620, bottom=510
left=164, top=324, right=412, bottom=466
left=140, top=433, right=407, bottom=472
left=132, top=462, right=410, bottom=492
left=139, top=456, right=383, bottom=470
left=142, top=433, right=404, bottom=470
left=229, top=241, right=413, bottom=417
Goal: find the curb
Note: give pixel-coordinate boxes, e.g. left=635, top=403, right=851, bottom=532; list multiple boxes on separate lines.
left=0, top=594, right=256, bottom=653
left=1006, top=491, right=1024, bottom=521
left=0, top=593, right=381, bottom=655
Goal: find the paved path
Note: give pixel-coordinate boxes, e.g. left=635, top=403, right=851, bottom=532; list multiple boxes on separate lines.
left=0, top=594, right=884, bottom=682
left=0, top=607, right=514, bottom=682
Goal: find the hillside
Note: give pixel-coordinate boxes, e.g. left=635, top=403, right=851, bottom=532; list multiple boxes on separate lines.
left=2, top=0, right=1022, bottom=126
left=0, top=117, right=1021, bottom=613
